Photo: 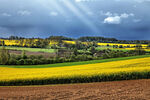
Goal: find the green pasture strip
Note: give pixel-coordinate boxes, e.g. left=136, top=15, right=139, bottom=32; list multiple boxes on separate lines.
left=0, top=71, right=150, bottom=86
left=1, top=54, right=150, bottom=68
left=0, top=46, right=56, bottom=53
left=96, top=46, right=129, bottom=51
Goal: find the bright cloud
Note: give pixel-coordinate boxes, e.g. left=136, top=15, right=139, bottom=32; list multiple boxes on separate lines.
left=120, top=13, right=134, bottom=18
left=103, top=12, right=134, bottom=24
left=104, top=16, right=121, bottom=24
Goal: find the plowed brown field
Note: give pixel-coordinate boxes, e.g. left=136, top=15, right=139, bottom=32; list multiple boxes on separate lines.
left=0, top=79, right=150, bottom=100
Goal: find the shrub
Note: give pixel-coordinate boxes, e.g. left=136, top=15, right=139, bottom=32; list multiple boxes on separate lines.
left=47, top=59, right=54, bottom=64
left=76, top=55, right=89, bottom=61
left=10, top=54, right=17, bottom=59
left=102, top=53, right=110, bottom=59
left=40, top=58, right=47, bottom=64
left=53, top=57, right=60, bottom=63
left=24, top=59, right=33, bottom=65
left=16, top=55, right=22, bottom=60
left=29, top=55, right=36, bottom=60
left=111, top=53, right=118, bottom=58
left=32, top=59, right=39, bottom=65
left=58, top=57, right=65, bottom=63
left=17, top=59, right=25, bottom=65
left=37, top=55, right=43, bottom=59
left=8, top=58, right=17, bottom=65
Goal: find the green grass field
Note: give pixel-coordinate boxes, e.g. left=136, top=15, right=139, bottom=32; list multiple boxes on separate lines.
left=0, top=46, right=56, bottom=53
left=1, top=54, right=150, bottom=68
left=96, top=46, right=129, bottom=51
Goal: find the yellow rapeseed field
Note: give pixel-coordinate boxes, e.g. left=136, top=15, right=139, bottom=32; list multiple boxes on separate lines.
left=0, top=39, right=20, bottom=46
left=97, top=43, right=148, bottom=48
left=63, top=40, right=149, bottom=47
left=1, top=57, right=150, bottom=82
left=63, top=40, right=76, bottom=44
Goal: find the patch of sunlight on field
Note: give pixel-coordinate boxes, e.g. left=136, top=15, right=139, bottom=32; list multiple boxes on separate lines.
left=1, top=57, right=150, bottom=82
left=0, top=46, right=56, bottom=53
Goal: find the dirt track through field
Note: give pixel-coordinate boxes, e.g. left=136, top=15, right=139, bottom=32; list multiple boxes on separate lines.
left=0, top=79, right=150, bottom=100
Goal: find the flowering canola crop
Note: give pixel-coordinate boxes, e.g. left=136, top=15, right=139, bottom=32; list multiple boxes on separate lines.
left=1, top=57, right=150, bottom=83
left=97, top=43, right=148, bottom=48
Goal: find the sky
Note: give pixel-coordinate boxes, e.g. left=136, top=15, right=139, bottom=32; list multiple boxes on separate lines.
left=0, top=0, right=150, bottom=40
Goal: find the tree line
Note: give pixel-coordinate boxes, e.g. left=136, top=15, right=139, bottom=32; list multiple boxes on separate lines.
left=1, top=35, right=150, bottom=45
left=0, top=45, right=147, bottom=65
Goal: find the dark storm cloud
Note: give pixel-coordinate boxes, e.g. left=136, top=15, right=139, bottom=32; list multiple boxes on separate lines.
left=0, top=0, right=150, bottom=40
left=132, top=26, right=150, bottom=32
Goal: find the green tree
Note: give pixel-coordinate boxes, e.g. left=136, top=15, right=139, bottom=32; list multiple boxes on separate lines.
left=135, top=44, right=146, bottom=55
left=22, top=50, right=27, bottom=59
left=73, top=48, right=78, bottom=56
left=0, top=40, right=5, bottom=46
left=89, top=47, right=97, bottom=56
left=0, top=46, right=10, bottom=65
left=119, top=45, right=123, bottom=48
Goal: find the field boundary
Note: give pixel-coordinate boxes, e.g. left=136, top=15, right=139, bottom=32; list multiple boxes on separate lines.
left=1, top=54, right=150, bottom=68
